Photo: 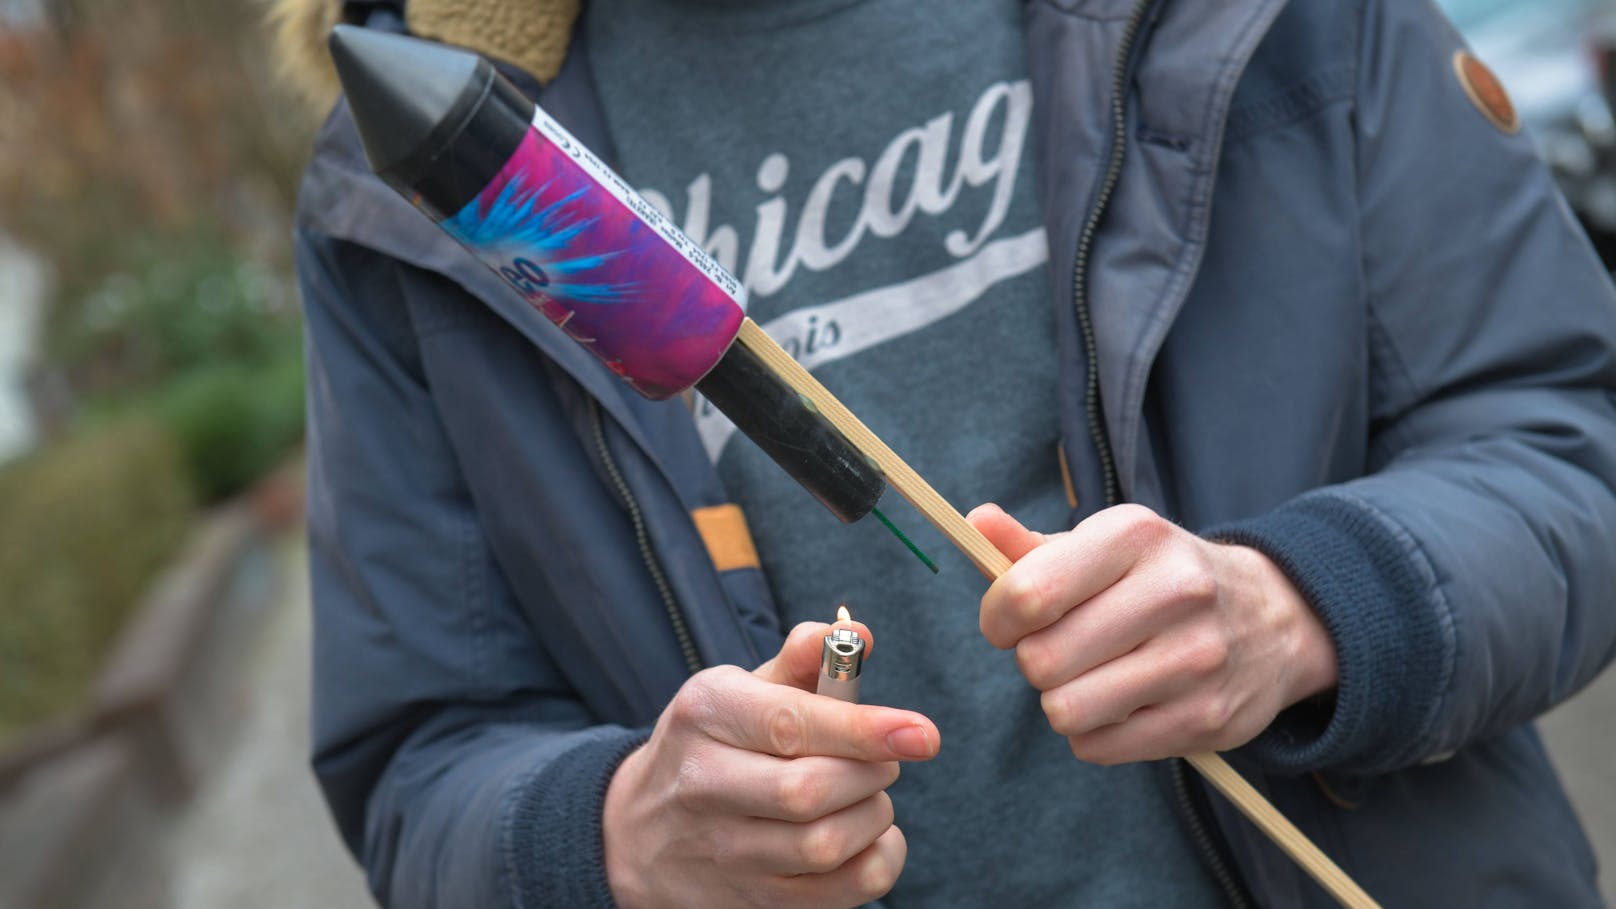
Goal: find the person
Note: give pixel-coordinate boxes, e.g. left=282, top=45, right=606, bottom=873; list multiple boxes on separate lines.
left=280, top=0, right=1616, bottom=905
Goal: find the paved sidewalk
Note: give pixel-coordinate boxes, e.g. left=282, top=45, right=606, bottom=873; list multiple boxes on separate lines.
left=1541, top=668, right=1616, bottom=905
left=163, top=537, right=374, bottom=909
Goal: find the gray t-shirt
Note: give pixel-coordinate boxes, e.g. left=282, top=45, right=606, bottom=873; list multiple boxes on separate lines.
left=590, top=1, right=1226, bottom=905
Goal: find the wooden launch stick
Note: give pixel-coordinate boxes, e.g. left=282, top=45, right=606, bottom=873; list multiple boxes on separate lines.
left=735, top=319, right=1383, bottom=909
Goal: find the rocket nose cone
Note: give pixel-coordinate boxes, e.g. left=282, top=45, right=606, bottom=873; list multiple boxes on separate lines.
left=328, top=25, right=485, bottom=178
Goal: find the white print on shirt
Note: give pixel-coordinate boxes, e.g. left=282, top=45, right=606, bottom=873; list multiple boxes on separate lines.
left=639, top=80, right=1051, bottom=460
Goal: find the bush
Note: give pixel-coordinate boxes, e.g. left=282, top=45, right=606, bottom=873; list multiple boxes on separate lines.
left=156, top=350, right=305, bottom=504
left=0, top=419, right=194, bottom=741
left=60, top=238, right=302, bottom=398
left=60, top=237, right=308, bottom=504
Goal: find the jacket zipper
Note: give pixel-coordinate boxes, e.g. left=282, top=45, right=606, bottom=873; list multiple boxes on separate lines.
left=1171, top=757, right=1255, bottom=909
left=588, top=398, right=704, bottom=676
left=1073, top=2, right=1251, bottom=906
left=1074, top=0, right=1153, bottom=509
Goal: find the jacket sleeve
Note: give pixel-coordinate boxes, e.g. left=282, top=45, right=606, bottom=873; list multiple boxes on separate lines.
left=1213, top=0, right=1616, bottom=776
left=299, top=227, right=646, bottom=908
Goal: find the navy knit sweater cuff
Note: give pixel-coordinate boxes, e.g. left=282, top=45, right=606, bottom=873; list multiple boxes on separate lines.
left=1205, top=492, right=1450, bottom=776
left=505, top=728, right=649, bottom=908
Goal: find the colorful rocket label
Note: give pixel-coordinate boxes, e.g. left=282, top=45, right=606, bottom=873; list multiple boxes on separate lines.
left=442, top=107, right=747, bottom=399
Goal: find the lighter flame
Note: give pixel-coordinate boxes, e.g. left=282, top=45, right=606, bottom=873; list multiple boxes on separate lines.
left=836, top=604, right=851, bottom=624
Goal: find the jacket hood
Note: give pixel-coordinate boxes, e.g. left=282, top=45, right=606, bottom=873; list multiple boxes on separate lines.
left=269, top=0, right=579, bottom=109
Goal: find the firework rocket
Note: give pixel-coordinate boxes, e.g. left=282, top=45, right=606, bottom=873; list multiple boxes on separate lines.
left=328, top=26, right=884, bottom=523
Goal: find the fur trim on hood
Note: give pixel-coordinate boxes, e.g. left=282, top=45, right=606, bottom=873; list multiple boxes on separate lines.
left=267, top=0, right=345, bottom=108
left=268, top=0, right=580, bottom=111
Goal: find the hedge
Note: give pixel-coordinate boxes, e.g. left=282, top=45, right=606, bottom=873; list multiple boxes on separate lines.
left=0, top=419, right=194, bottom=740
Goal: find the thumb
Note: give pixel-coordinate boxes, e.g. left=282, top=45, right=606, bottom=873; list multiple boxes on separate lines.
left=754, top=618, right=874, bottom=692
left=967, top=503, right=1050, bottom=563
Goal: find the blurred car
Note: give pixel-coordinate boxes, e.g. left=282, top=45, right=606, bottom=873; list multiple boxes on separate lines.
left=1439, top=0, right=1616, bottom=256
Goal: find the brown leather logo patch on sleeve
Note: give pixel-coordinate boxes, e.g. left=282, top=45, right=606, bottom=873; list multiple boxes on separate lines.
left=1453, top=50, right=1520, bottom=134
left=691, top=504, right=761, bottom=572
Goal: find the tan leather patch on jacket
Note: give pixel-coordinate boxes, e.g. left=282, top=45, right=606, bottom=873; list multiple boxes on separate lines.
left=692, top=504, right=762, bottom=572
left=1454, top=51, right=1520, bottom=135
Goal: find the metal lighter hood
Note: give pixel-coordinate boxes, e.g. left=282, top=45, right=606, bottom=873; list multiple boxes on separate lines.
left=816, top=628, right=865, bottom=703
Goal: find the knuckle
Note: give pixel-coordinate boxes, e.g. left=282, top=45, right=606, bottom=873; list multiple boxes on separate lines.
left=1165, top=555, right=1219, bottom=604
left=670, top=674, right=719, bottom=728
left=775, top=764, right=824, bottom=821
left=1115, top=505, right=1167, bottom=547
left=1040, top=687, right=1075, bottom=734
left=1001, top=572, right=1048, bottom=633
left=765, top=703, right=809, bottom=757
left=858, top=841, right=901, bottom=900
left=859, top=861, right=900, bottom=901
left=880, top=761, right=901, bottom=790
left=799, top=822, right=846, bottom=873
left=1196, top=694, right=1235, bottom=737
left=873, top=791, right=896, bottom=829
left=1179, top=629, right=1230, bottom=678
left=1014, top=640, right=1051, bottom=688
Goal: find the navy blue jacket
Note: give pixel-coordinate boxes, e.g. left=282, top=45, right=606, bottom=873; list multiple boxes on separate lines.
left=297, top=0, right=1616, bottom=905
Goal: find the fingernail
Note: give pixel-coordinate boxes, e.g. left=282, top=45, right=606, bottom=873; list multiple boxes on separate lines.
left=886, top=724, right=934, bottom=759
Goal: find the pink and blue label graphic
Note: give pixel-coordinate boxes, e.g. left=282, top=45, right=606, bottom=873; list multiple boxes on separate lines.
left=442, top=109, right=746, bottom=399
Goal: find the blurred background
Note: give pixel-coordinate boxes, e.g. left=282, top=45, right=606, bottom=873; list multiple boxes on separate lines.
left=0, top=0, right=367, bottom=905
left=0, top=1, right=1613, bottom=907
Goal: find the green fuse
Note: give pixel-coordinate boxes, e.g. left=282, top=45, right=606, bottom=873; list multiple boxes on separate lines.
left=871, top=506, right=939, bottom=574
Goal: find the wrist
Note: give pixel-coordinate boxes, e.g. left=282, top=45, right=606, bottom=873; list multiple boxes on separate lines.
left=602, top=744, right=650, bottom=909
left=1233, top=544, right=1340, bottom=707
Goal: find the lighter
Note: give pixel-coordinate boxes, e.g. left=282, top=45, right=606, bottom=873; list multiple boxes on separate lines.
left=816, top=605, right=866, bottom=703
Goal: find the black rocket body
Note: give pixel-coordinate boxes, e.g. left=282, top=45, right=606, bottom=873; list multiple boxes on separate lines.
left=330, top=25, right=532, bottom=220
left=327, top=26, right=885, bottom=524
